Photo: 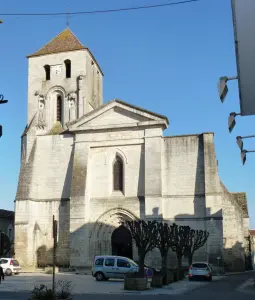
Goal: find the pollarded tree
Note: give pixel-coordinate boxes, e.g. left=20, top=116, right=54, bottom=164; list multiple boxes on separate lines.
left=185, top=229, right=210, bottom=265
left=155, top=222, right=173, bottom=274
left=170, top=223, right=191, bottom=269
left=125, top=220, right=158, bottom=275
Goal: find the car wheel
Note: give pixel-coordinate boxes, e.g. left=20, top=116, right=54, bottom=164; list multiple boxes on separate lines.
left=208, top=277, right=212, bottom=282
left=5, top=268, right=12, bottom=276
left=95, top=272, right=104, bottom=281
left=189, top=277, right=192, bottom=281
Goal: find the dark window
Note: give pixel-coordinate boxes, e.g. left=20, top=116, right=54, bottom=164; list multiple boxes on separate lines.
left=56, top=95, right=62, bottom=122
left=95, top=258, right=104, bottom=266
left=0, top=259, right=8, bottom=264
left=104, top=258, right=115, bottom=267
left=113, top=156, right=123, bottom=192
left=117, top=259, right=130, bottom=268
left=64, top=59, right=71, bottom=78
left=44, top=65, right=50, bottom=80
left=12, top=260, right=19, bottom=266
left=192, top=263, right=208, bottom=269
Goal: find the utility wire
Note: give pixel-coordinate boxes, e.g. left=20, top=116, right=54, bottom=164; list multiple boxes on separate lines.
left=0, top=0, right=200, bottom=16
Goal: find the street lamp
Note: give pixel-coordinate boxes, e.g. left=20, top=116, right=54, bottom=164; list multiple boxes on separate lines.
left=240, top=149, right=255, bottom=165
left=228, top=112, right=241, bottom=133
left=236, top=135, right=255, bottom=151
left=218, top=76, right=238, bottom=103
left=0, top=95, right=8, bottom=105
left=235, top=135, right=255, bottom=164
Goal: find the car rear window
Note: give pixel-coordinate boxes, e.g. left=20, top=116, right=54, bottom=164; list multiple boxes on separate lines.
left=0, top=259, right=8, bottom=264
left=12, top=260, right=19, bottom=266
left=95, top=258, right=104, bottom=266
left=192, top=263, right=208, bottom=269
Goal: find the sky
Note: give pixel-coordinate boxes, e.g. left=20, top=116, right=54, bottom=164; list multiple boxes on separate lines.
left=0, top=0, right=254, bottom=227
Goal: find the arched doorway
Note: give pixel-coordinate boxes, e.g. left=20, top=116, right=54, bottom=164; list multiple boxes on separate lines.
left=111, top=225, right=133, bottom=259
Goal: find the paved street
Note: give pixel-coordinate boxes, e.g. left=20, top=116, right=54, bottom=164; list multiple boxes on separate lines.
left=0, top=271, right=254, bottom=299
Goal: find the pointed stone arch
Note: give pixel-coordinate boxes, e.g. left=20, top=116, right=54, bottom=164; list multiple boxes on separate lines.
left=104, top=148, right=128, bottom=165
left=89, top=208, right=139, bottom=259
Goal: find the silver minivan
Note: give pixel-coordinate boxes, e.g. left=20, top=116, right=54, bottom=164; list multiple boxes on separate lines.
left=92, top=255, right=139, bottom=281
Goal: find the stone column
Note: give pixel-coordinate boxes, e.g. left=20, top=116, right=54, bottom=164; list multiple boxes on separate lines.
left=144, top=128, right=163, bottom=220
left=78, top=75, right=85, bottom=118
left=69, top=141, right=89, bottom=267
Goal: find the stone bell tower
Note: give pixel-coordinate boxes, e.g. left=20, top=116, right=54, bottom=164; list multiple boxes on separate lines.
left=26, top=27, right=103, bottom=136
left=15, top=28, right=103, bottom=267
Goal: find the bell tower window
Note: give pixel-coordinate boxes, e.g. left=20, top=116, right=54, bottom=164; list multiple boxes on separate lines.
left=56, top=95, right=62, bottom=123
left=64, top=59, right=71, bottom=78
left=44, top=65, right=50, bottom=81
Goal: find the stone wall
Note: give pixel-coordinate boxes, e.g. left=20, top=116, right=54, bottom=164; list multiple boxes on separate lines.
left=15, top=134, right=73, bottom=267
left=221, top=183, right=246, bottom=271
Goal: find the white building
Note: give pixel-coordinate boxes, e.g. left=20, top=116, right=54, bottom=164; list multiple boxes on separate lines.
left=15, top=28, right=248, bottom=271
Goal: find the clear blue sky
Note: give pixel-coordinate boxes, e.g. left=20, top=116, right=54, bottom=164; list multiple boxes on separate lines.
left=0, top=0, right=254, bottom=226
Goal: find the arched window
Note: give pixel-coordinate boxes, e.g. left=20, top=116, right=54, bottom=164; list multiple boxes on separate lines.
left=113, top=156, right=123, bottom=192
left=64, top=59, right=71, bottom=78
left=44, top=65, right=50, bottom=81
left=56, top=95, right=62, bottom=123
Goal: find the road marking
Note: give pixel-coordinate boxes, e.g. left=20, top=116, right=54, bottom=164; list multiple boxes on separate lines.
left=236, top=278, right=255, bottom=295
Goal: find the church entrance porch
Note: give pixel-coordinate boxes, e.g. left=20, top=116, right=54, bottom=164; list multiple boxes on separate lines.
left=111, top=225, right=133, bottom=259
left=89, top=208, right=138, bottom=262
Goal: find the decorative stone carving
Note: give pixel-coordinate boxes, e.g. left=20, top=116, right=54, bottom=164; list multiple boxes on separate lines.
left=68, top=92, right=77, bottom=121
left=37, top=94, right=46, bottom=128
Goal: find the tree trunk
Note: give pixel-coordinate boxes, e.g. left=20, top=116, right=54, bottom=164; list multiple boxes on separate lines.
left=188, top=254, right=193, bottom=266
left=138, top=253, right=145, bottom=277
left=177, top=255, right=182, bottom=269
left=176, top=254, right=182, bottom=281
left=161, top=253, right=168, bottom=274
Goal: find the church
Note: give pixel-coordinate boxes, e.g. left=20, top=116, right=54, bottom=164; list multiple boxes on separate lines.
left=15, top=28, right=250, bottom=272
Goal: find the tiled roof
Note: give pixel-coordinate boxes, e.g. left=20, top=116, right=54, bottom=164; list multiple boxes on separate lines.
left=232, top=192, right=249, bottom=218
left=27, top=28, right=86, bottom=58
left=249, top=229, right=255, bottom=236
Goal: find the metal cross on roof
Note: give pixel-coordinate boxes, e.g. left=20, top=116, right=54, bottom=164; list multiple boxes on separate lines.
left=66, top=9, right=70, bottom=27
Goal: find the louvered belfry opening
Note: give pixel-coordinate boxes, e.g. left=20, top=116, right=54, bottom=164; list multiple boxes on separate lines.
left=56, top=95, right=62, bottom=123
left=113, top=156, right=123, bottom=192
left=44, top=65, right=50, bottom=81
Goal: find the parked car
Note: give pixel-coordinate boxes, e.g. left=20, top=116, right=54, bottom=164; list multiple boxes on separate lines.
left=92, top=255, right=153, bottom=281
left=188, top=262, right=212, bottom=281
left=0, top=258, right=22, bottom=276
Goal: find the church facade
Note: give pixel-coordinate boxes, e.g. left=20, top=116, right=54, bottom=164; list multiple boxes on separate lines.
left=15, top=28, right=249, bottom=271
